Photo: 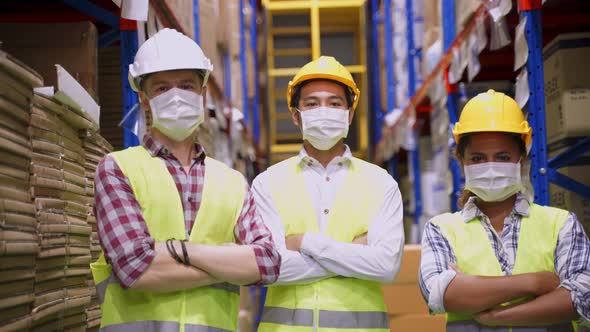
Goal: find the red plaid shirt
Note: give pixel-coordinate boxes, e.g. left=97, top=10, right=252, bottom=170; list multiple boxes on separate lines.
left=94, top=135, right=280, bottom=289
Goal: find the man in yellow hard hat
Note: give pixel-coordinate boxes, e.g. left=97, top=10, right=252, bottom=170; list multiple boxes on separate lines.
left=252, top=56, right=405, bottom=331
left=91, top=29, right=281, bottom=332
left=419, top=90, right=590, bottom=330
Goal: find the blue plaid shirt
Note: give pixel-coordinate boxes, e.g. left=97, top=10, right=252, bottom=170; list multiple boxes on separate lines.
left=419, top=193, right=590, bottom=323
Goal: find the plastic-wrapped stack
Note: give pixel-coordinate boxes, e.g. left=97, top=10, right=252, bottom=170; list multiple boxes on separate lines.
left=29, top=91, right=94, bottom=331
left=0, top=50, right=43, bottom=331
left=82, top=132, right=112, bottom=331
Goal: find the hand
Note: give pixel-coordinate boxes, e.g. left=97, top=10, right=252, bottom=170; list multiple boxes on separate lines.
left=531, top=271, right=560, bottom=296
left=285, top=234, right=305, bottom=252
left=352, top=233, right=368, bottom=245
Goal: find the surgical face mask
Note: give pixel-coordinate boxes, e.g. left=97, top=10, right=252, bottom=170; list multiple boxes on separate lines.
left=149, top=88, right=204, bottom=141
left=464, top=161, right=522, bottom=202
left=299, top=107, right=349, bottom=151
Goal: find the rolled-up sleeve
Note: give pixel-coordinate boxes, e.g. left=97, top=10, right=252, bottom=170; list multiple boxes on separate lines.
left=554, top=213, right=590, bottom=324
left=419, top=221, right=457, bottom=314
left=94, top=155, right=156, bottom=289
left=234, top=183, right=281, bottom=285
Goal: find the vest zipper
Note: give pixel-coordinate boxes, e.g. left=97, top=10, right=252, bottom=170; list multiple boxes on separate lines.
left=313, top=285, right=319, bottom=332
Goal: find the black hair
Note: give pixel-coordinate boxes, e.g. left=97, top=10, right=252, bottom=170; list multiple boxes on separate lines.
left=290, top=79, right=354, bottom=108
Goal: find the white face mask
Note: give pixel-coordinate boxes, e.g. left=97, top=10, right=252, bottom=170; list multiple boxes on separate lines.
left=299, top=107, right=349, bottom=151
left=464, top=162, right=523, bottom=202
left=149, top=88, right=204, bottom=142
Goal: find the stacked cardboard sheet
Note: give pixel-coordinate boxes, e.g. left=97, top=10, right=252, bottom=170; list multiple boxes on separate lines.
left=29, top=92, right=94, bottom=331
left=0, top=50, right=43, bottom=332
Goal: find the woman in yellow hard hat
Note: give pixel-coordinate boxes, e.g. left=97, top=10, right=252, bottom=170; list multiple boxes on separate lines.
left=252, top=56, right=405, bottom=331
left=419, top=90, right=590, bottom=330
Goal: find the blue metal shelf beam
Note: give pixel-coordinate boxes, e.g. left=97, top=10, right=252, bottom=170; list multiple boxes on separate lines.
left=522, top=8, right=549, bottom=205
left=239, top=0, right=249, bottom=126
left=99, top=28, right=120, bottom=48
left=371, top=0, right=383, bottom=144
left=120, top=27, right=140, bottom=148
left=194, top=0, right=200, bottom=44
left=384, top=0, right=395, bottom=114
left=406, top=0, right=422, bottom=225
left=250, top=0, right=260, bottom=143
left=62, top=0, right=119, bottom=28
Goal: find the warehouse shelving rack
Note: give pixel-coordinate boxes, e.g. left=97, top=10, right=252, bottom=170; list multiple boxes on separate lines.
left=375, top=0, right=590, bottom=232
left=262, top=0, right=369, bottom=164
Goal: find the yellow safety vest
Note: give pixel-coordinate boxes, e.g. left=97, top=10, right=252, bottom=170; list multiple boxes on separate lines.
left=90, top=146, right=246, bottom=332
left=258, top=156, right=390, bottom=332
left=432, top=204, right=575, bottom=332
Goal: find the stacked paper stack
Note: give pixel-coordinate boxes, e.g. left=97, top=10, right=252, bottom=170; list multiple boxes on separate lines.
left=29, top=92, right=95, bottom=331
left=82, top=131, right=112, bottom=331
left=0, top=50, right=43, bottom=331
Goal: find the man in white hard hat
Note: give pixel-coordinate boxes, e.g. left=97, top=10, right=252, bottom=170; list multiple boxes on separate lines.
left=253, top=56, right=404, bottom=331
left=91, top=28, right=281, bottom=332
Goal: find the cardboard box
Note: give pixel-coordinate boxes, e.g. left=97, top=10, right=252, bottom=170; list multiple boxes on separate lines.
left=549, top=164, right=590, bottom=236
left=164, top=0, right=195, bottom=40
left=382, top=283, right=429, bottom=315
left=545, top=89, right=590, bottom=145
left=543, top=32, right=590, bottom=144
left=0, top=22, right=98, bottom=99
left=395, top=245, right=421, bottom=283
left=455, top=0, right=480, bottom=32
left=389, top=313, right=446, bottom=332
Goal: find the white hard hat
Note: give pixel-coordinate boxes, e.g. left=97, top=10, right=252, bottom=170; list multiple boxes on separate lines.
left=128, top=28, right=214, bottom=92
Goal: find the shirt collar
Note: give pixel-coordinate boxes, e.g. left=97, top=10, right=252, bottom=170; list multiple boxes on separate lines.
left=461, top=191, right=531, bottom=222
left=297, top=144, right=353, bottom=168
left=142, top=134, right=206, bottom=162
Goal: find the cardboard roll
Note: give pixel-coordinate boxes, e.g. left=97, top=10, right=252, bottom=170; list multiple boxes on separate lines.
left=86, top=215, right=96, bottom=224
left=34, top=276, right=86, bottom=295
left=0, top=136, right=31, bottom=160
left=0, top=164, right=29, bottom=183
left=29, top=141, right=85, bottom=166
left=0, top=182, right=30, bottom=203
left=33, top=93, right=63, bottom=117
left=37, top=224, right=92, bottom=238
left=38, top=246, right=91, bottom=259
left=34, top=287, right=90, bottom=308
left=32, top=296, right=89, bottom=326
left=0, top=150, right=29, bottom=171
left=84, top=134, right=112, bottom=152
left=30, top=154, right=85, bottom=178
left=0, top=123, right=29, bottom=148
left=40, top=234, right=90, bottom=248
left=0, top=314, right=32, bottom=332
left=89, top=244, right=101, bottom=253
left=61, top=106, right=96, bottom=133
left=0, top=212, right=37, bottom=232
left=0, top=266, right=35, bottom=283
left=0, top=198, right=35, bottom=216
left=0, top=278, right=34, bottom=298
left=0, top=72, right=33, bottom=112
left=37, top=211, right=88, bottom=227
left=0, top=293, right=34, bottom=311
left=30, top=166, right=87, bottom=190
left=85, top=306, right=100, bottom=321
left=36, top=255, right=91, bottom=272
left=0, top=50, right=43, bottom=88
left=35, top=198, right=88, bottom=218
left=0, top=96, right=28, bottom=129
left=0, top=229, right=38, bottom=256
left=33, top=314, right=87, bottom=332
left=31, top=184, right=88, bottom=204
left=29, top=112, right=59, bottom=135
left=0, top=255, right=35, bottom=270
left=0, top=111, right=27, bottom=135
left=35, top=268, right=91, bottom=284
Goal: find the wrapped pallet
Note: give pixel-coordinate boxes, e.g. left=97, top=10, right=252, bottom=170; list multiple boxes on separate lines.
left=0, top=51, right=43, bottom=331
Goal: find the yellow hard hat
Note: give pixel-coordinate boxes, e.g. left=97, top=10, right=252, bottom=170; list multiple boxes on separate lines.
left=452, top=89, right=532, bottom=148
left=287, top=56, right=360, bottom=111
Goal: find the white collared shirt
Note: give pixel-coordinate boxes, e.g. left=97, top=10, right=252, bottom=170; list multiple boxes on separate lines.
left=252, top=146, right=405, bottom=285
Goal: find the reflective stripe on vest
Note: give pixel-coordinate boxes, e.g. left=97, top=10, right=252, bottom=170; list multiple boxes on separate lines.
left=260, top=308, right=389, bottom=329
left=318, top=310, right=389, bottom=329
left=260, top=157, right=390, bottom=332
left=446, top=320, right=575, bottom=332
left=261, top=307, right=314, bottom=326
left=432, top=204, right=571, bottom=330
left=94, top=146, right=245, bottom=331
left=99, top=321, right=234, bottom=332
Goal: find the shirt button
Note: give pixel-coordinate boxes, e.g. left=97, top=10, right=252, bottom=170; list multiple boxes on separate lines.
left=307, top=162, right=313, bottom=167
left=337, top=162, right=343, bottom=166
left=326, top=177, right=330, bottom=182
left=323, top=209, right=329, bottom=215
left=188, top=196, right=193, bottom=202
